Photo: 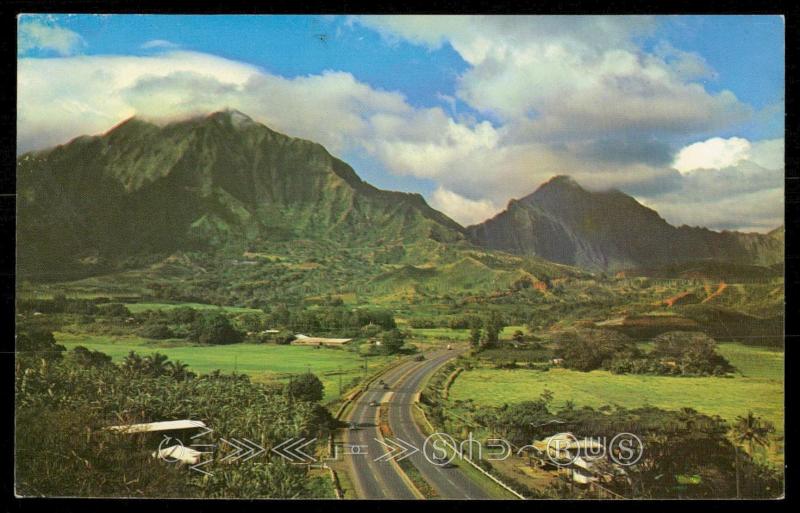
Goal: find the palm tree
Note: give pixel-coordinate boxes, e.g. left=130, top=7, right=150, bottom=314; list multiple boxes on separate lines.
left=143, top=352, right=170, bottom=377
left=731, top=411, right=775, bottom=499
left=733, top=411, right=774, bottom=456
left=166, top=360, right=194, bottom=381
left=121, top=351, right=144, bottom=374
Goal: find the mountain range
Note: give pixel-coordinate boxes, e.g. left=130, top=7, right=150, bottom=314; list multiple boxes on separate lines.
left=16, top=110, right=783, bottom=279
left=467, top=176, right=783, bottom=271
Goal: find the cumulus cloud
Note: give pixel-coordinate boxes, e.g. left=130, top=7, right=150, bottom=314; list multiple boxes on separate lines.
left=673, top=137, right=752, bottom=173
left=18, top=19, right=85, bottom=56
left=356, top=15, right=749, bottom=134
left=672, top=136, right=784, bottom=173
left=17, top=16, right=782, bottom=232
left=429, top=187, right=500, bottom=226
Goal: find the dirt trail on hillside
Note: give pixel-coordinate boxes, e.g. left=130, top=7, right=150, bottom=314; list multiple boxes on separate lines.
left=702, top=281, right=727, bottom=303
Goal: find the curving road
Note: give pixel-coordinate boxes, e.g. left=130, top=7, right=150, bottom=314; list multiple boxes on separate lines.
left=344, top=359, right=422, bottom=499
left=387, top=351, right=491, bottom=499
left=343, top=350, right=494, bottom=499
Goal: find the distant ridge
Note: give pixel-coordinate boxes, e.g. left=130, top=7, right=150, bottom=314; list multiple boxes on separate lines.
left=467, top=175, right=783, bottom=271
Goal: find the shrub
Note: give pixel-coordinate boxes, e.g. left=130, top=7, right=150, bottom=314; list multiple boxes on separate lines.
left=285, top=373, right=324, bottom=402
left=139, top=323, right=175, bottom=340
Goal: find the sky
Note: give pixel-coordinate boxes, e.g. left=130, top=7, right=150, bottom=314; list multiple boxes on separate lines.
left=17, top=14, right=785, bottom=232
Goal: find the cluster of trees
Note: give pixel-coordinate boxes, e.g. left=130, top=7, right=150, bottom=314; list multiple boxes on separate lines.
left=474, top=394, right=781, bottom=498
left=554, top=329, right=735, bottom=376
left=553, top=329, right=641, bottom=372
left=15, top=329, right=335, bottom=498
left=469, top=311, right=506, bottom=351
left=265, top=305, right=397, bottom=336
left=135, top=309, right=244, bottom=345
left=407, top=314, right=479, bottom=330
left=17, top=295, right=105, bottom=315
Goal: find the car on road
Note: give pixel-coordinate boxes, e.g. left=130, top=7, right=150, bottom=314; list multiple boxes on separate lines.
left=431, top=454, right=452, bottom=468
left=382, top=383, right=390, bottom=390
left=349, top=422, right=358, bottom=430
left=368, top=400, right=379, bottom=407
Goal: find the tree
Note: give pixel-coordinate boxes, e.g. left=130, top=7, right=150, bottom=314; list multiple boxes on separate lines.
left=99, top=303, right=131, bottom=318
left=70, top=346, right=113, bottom=368
left=285, top=373, right=324, bottom=402
left=165, top=360, right=195, bottom=381
left=380, top=329, right=405, bottom=354
left=469, top=326, right=482, bottom=349
left=139, top=322, right=175, bottom=340
left=652, top=331, right=734, bottom=376
left=554, top=329, right=638, bottom=372
left=733, top=411, right=774, bottom=457
left=512, top=330, right=525, bottom=343
left=16, top=329, right=65, bottom=369
left=483, top=311, right=504, bottom=348
left=190, top=313, right=244, bottom=345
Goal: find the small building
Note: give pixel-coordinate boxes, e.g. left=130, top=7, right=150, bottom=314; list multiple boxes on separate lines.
left=292, top=334, right=352, bottom=347
left=550, top=358, right=564, bottom=366
left=531, top=432, right=621, bottom=485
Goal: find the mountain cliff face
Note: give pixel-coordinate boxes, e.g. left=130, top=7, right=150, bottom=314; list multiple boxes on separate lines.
left=17, top=110, right=466, bottom=277
left=17, top=113, right=782, bottom=279
left=467, top=176, right=783, bottom=271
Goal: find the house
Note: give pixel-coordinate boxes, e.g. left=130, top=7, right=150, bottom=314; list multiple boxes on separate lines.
left=291, top=334, right=353, bottom=347
left=107, top=420, right=210, bottom=465
left=531, top=433, right=615, bottom=484
left=551, top=358, right=564, bottom=366
left=153, top=445, right=203, bottom=465
left=107, top=419, right=208, bottom=434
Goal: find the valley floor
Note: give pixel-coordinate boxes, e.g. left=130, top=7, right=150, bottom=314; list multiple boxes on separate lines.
left=448, top=342, right=784, bottom=465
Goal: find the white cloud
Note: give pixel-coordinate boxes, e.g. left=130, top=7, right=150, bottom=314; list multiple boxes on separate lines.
left=141, top=39, right=180, bottom=49
left=17, top=18, right=782, bottom=233
left=643, top=185, right=783, bottom=233
left=18, top=20, right=85, bottom=56
left=672, top=136, right=784, bottom=173
left=673, top=137, right=752, bottom=173
left=749, top=138, right=784, bottom=170
left=429, top=187, right=500, bottom=226
left=357, top=15, right=748, bottom=133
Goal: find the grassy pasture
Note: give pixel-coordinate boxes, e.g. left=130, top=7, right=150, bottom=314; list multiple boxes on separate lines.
left=54, top=333, right=394, bottom=402
left=408, top=325, right=530, bottom=342
left=122, top=302, right=262, bottom=314
left=449, top=343, right=784, bottom=462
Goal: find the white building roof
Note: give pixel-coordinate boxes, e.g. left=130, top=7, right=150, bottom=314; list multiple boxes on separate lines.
left=108, top=420, right=207, bottom=434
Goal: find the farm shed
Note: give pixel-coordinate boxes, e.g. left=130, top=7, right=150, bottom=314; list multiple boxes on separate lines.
left=291, top=334, right=353, bottom=346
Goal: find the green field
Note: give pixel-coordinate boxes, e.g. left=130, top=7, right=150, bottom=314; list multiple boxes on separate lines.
left=122, top=302, right=262, bottom=314
left=449, top=343, right=784, bottom=447
left=409, top=325, right=530, bottom=342
left=55, top=333, right=394, bottom=402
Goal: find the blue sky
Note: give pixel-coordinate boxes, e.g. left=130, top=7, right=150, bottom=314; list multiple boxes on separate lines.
left=17, top=15, right=785, bottom=231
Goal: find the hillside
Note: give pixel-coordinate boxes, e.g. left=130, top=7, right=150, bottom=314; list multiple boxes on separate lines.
left=17, top=110, right=468, bottom=279
left=467, top=176, right=783, bottom=271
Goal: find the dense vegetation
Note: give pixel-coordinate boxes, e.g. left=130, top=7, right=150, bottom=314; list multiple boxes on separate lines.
left=15, top=328, right=336, bottom=498
left=553, top=329, right=735, bottom=376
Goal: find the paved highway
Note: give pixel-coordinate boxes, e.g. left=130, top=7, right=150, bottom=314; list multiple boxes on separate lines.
left=343, top=350, right=495, bottom=499
left=343, top=359, right=421, bottom=499
left=387, top=351, right=492, bottom=499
